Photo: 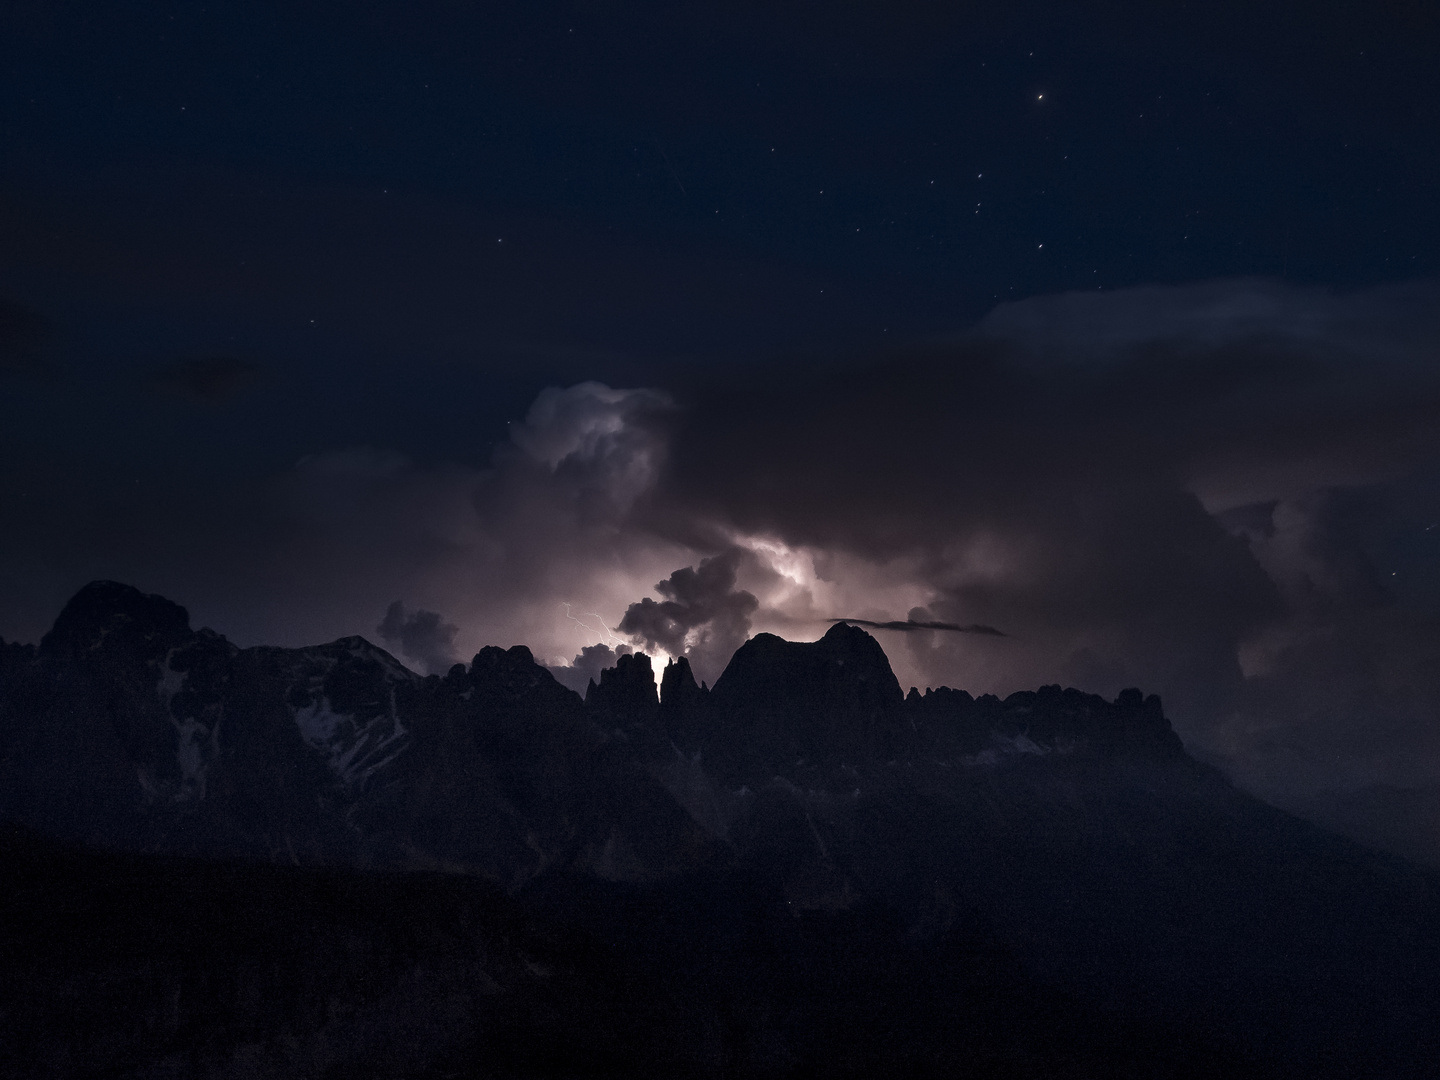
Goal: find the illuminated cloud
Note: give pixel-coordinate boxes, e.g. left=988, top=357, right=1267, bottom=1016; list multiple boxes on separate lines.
left=644, top=278, right=1440, bottom=808
left=505, top=380, right=676, bottom=513
left=617, top=550, right=759, bottom=685
left=6, top=280, right=1440, bottom=845
left=549, top=641, right=634, bottom=695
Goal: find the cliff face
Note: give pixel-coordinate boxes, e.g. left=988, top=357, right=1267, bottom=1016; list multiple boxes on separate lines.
left=4, top=582, right=1440, bottom=1077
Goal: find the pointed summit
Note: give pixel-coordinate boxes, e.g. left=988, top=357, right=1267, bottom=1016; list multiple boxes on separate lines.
left=659, top=655, right=705, bottom=708
left=657, top=655, right=711, bottom=750
left=39, top=581, right=193, bottom=663
left=586, top=652, right=660, bottom=725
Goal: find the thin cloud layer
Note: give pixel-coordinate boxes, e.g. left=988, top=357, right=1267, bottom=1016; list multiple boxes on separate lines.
left=831, top=617, right=1007, bottom=636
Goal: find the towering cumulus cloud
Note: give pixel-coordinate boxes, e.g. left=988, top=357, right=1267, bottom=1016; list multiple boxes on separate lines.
left=506, top=382, right=674, bottom=492
left=618, top=550, right=759, bottom=684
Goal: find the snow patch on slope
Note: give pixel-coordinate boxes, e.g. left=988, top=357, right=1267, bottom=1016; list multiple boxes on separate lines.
left=292, top=689, right=410, bottom=786
left=148, top=650, right=222, bottom=803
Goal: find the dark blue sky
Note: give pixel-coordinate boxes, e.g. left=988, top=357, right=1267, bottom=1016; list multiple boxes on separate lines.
left=3, top=1, right=1436, bottom=469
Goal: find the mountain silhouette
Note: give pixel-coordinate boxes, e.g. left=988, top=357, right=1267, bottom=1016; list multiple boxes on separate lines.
left=3, top=580, right=1440, bottom=1077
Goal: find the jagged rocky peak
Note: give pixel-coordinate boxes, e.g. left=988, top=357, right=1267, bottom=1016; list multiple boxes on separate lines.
left=1004, top=685, right=1178, bottom=753
left=586, top=651, right=659, bottom=720
left=0, top=635, right=36, bottom=668
left=246, top=636, right=415, bottom=726
left=904, top=680, right=1184, bottom=758
left=469, top=644, right=579, bottom=706
left=261, top=635, right=417, bottom=712
left=39, top=580, right=194, bottom=663
left=711, top=621, right=904, bottom=716
left=691, top=623, right=908, bottom=765
left=325, top=635, right=416, bottom=681
left=659, top=655, right=706, bottom=708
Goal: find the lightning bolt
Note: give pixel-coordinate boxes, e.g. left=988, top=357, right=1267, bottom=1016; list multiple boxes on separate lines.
left=561, top=603, right=621, bottom=646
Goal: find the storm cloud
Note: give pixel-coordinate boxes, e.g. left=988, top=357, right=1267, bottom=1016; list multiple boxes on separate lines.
left=6, top=278, right=1440, bottom=859
left=549, top=641, right=634, bottom=695
left=618, top=550, right=760, bottom=684
left=636, top=278, right=1440, bottom=822
left=377, top=600, right=461, bottom=674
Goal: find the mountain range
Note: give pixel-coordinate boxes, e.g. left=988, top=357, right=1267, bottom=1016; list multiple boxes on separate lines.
left=3, top=580, right=1439, bottom=1078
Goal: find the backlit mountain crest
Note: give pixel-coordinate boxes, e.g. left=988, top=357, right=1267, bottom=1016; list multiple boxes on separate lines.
left=6, top=580, right=1440, bottom=1075
left=1, top=580, right=1183, bottom=872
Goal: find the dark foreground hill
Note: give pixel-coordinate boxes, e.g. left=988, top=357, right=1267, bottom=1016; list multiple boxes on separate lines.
left=3, top=581, right=1440, bottom=1077
left=1, top=820, right=1264, bottom=1079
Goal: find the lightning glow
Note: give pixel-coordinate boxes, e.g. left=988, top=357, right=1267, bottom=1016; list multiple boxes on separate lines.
left=560, top=602, right=621, bottom=645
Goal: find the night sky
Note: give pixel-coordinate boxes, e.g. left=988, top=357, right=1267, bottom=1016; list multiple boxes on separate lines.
left=4, top=3, right=1440, bottom=851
